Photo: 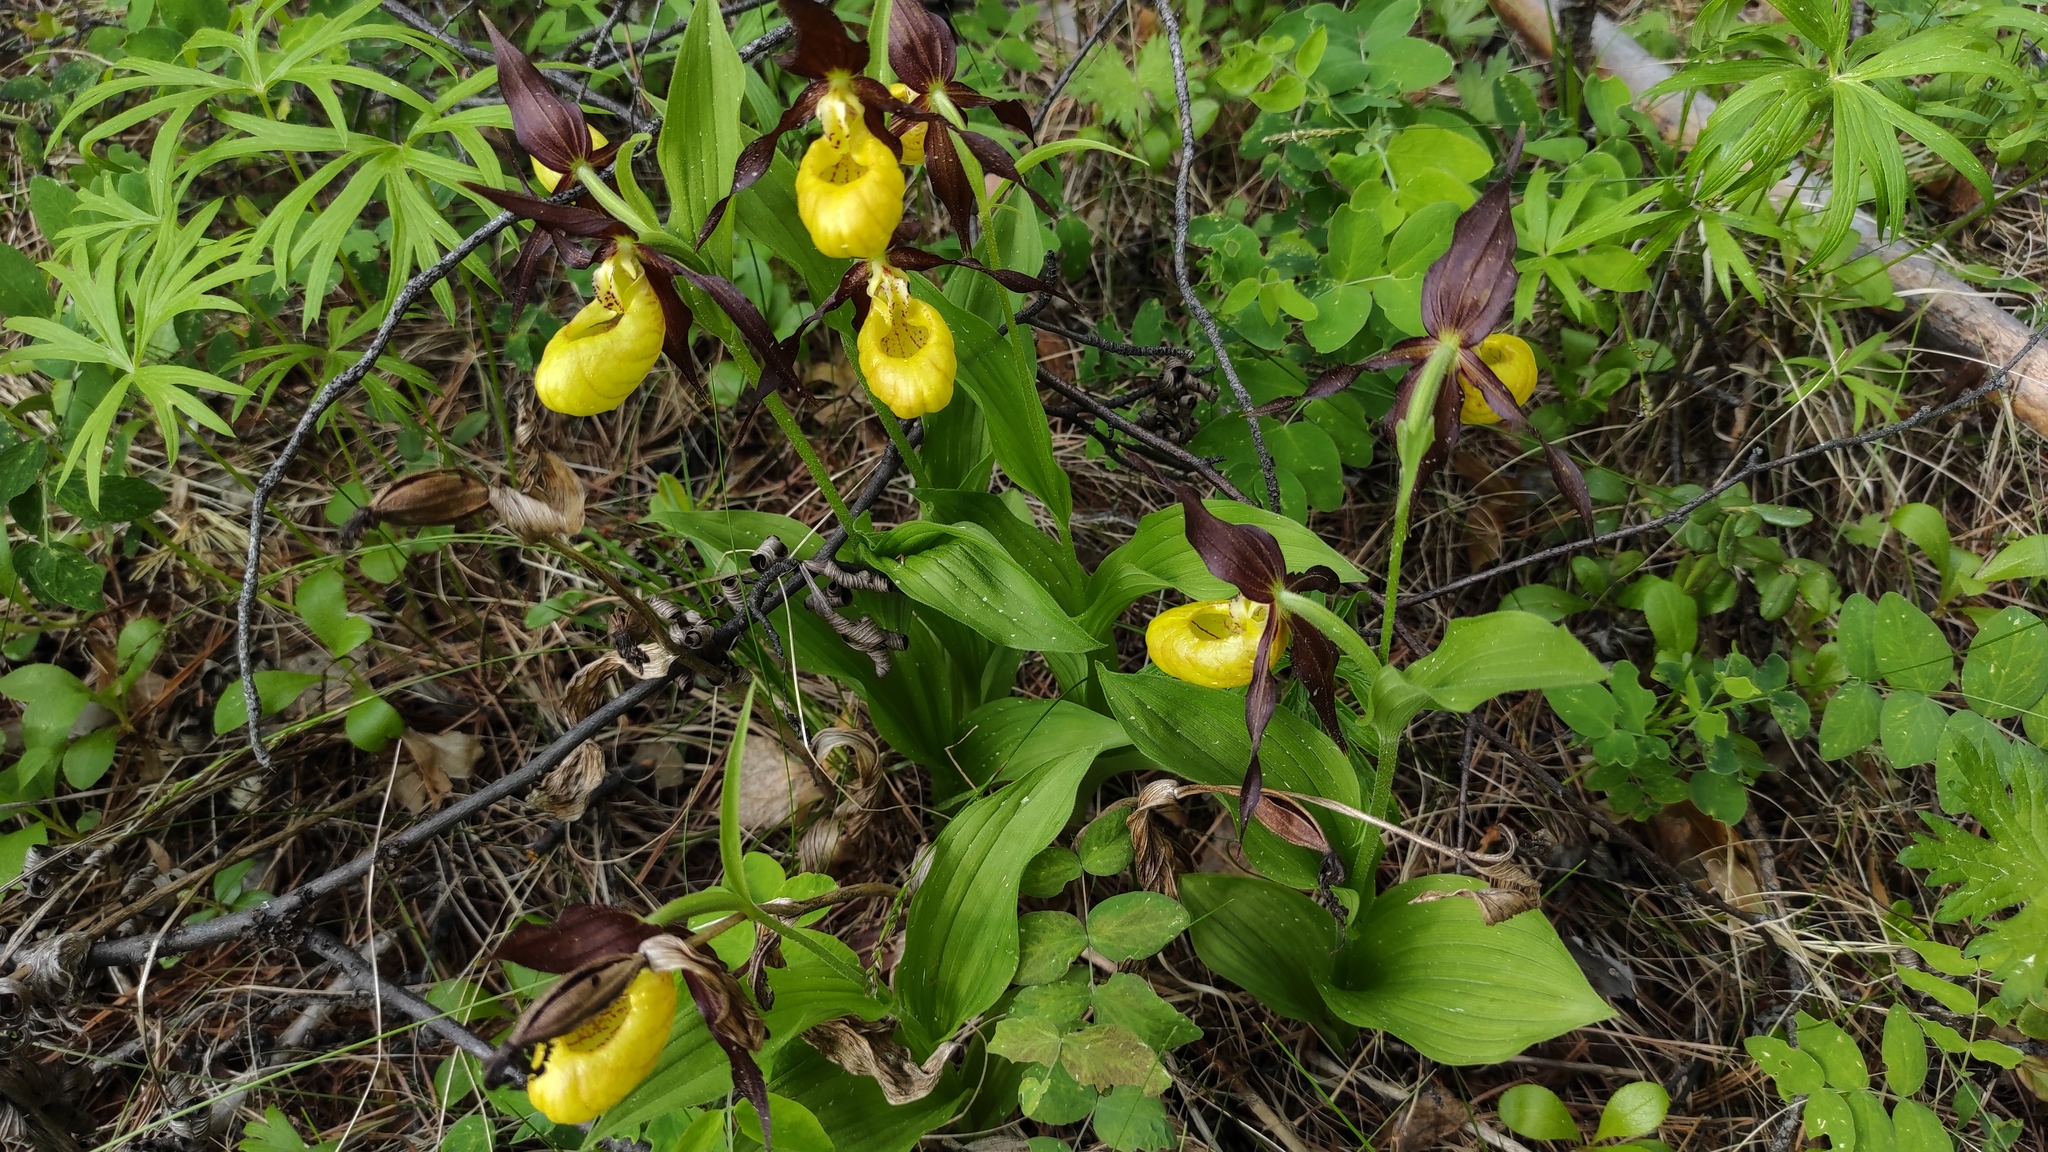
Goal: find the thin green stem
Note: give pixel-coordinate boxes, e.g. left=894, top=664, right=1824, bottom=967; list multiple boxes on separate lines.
left=1379, top=339, right=1459, bottom=663
left=1380, top=476, right=1415, bottom=663
left=765, top=393, right=859, bottom=535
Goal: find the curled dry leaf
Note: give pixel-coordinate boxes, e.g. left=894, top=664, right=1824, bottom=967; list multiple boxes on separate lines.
left=564, top=645, right=677, bottom=721
left=395, top=729, right=480, bottom=814
left=797, top=727, right=883, bottom=872
left=490, top=451, right=586, bottom=543
left=1408, top=832, right=1542, bottom=925
left=1126, top=778, right=1187, bottom=898
left=801, top=1016, right=968, bottom=1105
left=9, top=932, right=90, bottom=1006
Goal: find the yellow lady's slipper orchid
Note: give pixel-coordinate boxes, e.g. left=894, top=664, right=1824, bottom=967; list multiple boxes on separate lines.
left=858, top=266, right=954, bottom=418
left=532, top=126, right=610, bottom=193
left=887, top=83, right=928, bottom=165
left=534, top=249, right=666, bottom=416
left=1145, top=597, right=1286, bottom=689
left=1458, top=333, right=1537, bottom=425
left=525, top=969, right=677, bottom=1125
left=796, top=125, right=906, bottom=259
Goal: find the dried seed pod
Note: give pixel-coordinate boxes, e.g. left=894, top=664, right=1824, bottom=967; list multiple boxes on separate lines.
left=341, top=470, right=490, bottom=547
left=531, top=742, right=607, bottom=822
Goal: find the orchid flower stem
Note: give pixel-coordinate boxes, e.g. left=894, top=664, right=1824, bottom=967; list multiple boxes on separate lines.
left=1379, top=339, right=1460, bottom=663
left=765, top=393, right=859, bottom=536
left=1380, top=478, right=1416, bottom=663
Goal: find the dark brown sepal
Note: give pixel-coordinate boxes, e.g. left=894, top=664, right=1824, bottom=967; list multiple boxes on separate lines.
left=1288, top=620, right=1346, bottom=751
left=465, top=183, right=629, bottom=238
left=674, top=949, right=771, bottom=1150
left=946, top=82, right=1035, bottom=140
left=958, top=129, right=1054, bottom=215
left=775, top=0, right=871, bottom=77
left=1178, top=488, right=1286, bottom=603
left=495, top=904, right=664, bottom=973
left=1457, top=346, right=1593, bottom=530
left=918, top=126, right=978, bottom=242
left=483, top=18, right=593, bottom=175
left=484, top=951, right=648, bottom=1087
left=1420, top=127, right=1524, bottom=340
left=680, top=269, right=805, bottom=407
left=888, top=0, right=956, bottom=91
left=642, top=264, right=703, bottom=390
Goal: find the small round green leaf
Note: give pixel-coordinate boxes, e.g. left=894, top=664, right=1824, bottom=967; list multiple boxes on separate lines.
left=1021, top=845, right=1083, bottom=898
left=1498, top=1084, right=1580, bottom=1142
left=1014, top=911, right=1087, bottom=986
left=344, top=695, right=404, bottom=753
left=1882, top=1008, right=1928, bottom=1096
left=1593, top=1081, right=1669, bottom=1142
left=1088, top=892, right=1190, bottom=962
left=1075, top=811, right=1135, bottom=876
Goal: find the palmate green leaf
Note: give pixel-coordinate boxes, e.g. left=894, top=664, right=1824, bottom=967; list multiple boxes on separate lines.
left=1771, top=0, right=1849, bottom=59
left=1899, top=717, right=2048, bottom=1002
left=1814, top=82, right=1906, bottom=263
left=55, top=0, right=448, bottom=149
left=205, top=110, right=505, bottom=328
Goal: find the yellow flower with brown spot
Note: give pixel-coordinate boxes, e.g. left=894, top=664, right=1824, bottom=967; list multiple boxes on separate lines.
left=532, top=126, right=611, bottom=193
left=525, top=968, right=677, bottom=1125
left=1145, top=597, right=1286, bottom=689
left=534, top=249, right=666, bottom=416
left=857, top=265, right=955, bottom=418
left=1458, top=333, right=1537, bottom=426
left=797, top=124, right=906, bottom=259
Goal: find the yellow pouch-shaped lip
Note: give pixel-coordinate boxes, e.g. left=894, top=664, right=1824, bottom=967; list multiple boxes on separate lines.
left=859, top=294, right=956, bottom=419
left=533, top=269, right=666, bottom=417
left=525, top=969, right=677, bottom=1125
left=1459, top=333, right=1537, bottom=425
left=1145, top=598, right=1284, bottom=689
left=796, top=128, right=906, bottom=259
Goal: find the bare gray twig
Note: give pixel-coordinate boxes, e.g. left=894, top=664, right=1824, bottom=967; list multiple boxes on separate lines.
left=1153, top=0, right=1281, bottom=511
